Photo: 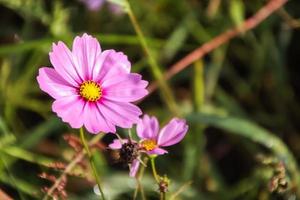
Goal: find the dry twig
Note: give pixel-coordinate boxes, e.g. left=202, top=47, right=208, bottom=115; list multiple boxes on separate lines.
left=42, top=134, right=103, bottom=200
left=147, top=0, right=289, bottom=94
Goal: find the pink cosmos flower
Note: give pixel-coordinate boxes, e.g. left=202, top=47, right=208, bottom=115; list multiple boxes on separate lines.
left=80, top=0, right=105, bottom=11
left=80, top=0, right=123, bottom=14
left=37, top=33, right=148, bottom=134
left=137, top=115, right=189, bottom=155
left=109, top=115, right=188, bottom=177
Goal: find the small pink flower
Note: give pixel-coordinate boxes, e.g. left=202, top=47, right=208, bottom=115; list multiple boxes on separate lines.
left=37, top=33, right=148, bottom=134
left=80, top=0, right=105, bottom=11
left=109, top=115, right=188, bottom=177
left=80, top=0, right=123, bottom=14
left=137, top=115, right=188, bottom=155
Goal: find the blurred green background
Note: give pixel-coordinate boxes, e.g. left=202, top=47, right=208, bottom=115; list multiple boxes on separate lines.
left=0, top=0, right=300, bottom=199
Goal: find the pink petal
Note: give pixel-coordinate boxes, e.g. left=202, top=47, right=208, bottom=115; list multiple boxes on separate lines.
left=108, top=3, right=124, bottom=15
left=83, top=102, right=116, bottom=134
left=97, top=103, right=132, bottom=128
left=72, top=33, right=102, bottom=80
left=109, top=139, right=129, bottom=149
left=157, top=118, right=188, bottom=147
left=102, top=73, right=148, bottom=102
left=94, top=50, right=131, bottom=82
left=80, top=0, right=105, bottom=11
left=129, top=159, right=140, bottom=177
left=136, top=115, right=159, bottom=140
left=37, top=67, right=77, bottom=99
left=99, top=99, right=142, bottom=129
left=52, top=95, right=85, bottom=128
left=49, top=42, right=83, bottom=86
left=147, top=147, right=168, bottom=155
left=104, top=50, right=130, bottom=73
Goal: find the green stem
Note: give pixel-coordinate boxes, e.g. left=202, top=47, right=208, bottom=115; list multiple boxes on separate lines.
left=124, top=0, right=179, bottom=115
left=150, top=156, right=168, bottom=200
left=128, top=128, right=133, bottom=139
left=150, top=156, right=159, bottom=183
left=160, top=192, right=166, bottom=200
left=79, top=128, right=106, bottom=200
left=133, top=157, right=148, bottom=200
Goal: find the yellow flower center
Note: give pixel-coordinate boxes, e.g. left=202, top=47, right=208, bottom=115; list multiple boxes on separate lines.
left=79, top=80, right=102, bottom=102
left=141, top=139, right=157, bottom=151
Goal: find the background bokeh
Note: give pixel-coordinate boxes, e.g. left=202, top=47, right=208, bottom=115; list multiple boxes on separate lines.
left=0, top=0, right=300, bottom=199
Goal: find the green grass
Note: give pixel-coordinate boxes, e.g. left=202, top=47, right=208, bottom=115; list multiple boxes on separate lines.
left=0, top=0, right=300, bottom=199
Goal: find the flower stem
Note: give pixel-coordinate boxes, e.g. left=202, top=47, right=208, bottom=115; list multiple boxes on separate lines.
left=79, top=127, right=106, bottom=200
left=160, top=192, right=166, bottom=200
left=150, top=156, right=159, bottom=183
left=133, top=157, right=148, bottom=200
left=150, top=156, right=168, bottom=200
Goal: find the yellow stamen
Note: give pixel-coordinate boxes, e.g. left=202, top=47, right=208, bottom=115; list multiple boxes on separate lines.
left=79, top=80, right=102, bottom=102
left=141, top=139, right=157, bottom=151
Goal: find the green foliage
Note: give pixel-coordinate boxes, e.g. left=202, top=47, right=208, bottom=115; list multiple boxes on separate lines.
left=0, top=0, right=300, bottom=199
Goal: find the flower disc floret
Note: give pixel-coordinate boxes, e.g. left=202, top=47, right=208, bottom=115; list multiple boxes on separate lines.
left=79, top=80, right=102, bottom=102
left=141, top=139, right=157, bottom=151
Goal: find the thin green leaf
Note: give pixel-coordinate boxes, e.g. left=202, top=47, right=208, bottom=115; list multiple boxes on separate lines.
left=229, top=0, right=245, bottom=27
left=1, top=146, right=55, bottom=167
left=162, top=16, right=190, bottom=61
left=187, top=112, right=300, bottom=193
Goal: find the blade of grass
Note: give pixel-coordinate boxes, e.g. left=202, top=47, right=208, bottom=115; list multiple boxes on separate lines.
left=20, top=117, right=61, bottom=149
left=187, top=112, right=300, bottom=195
left=0, top=156, right=26, bottom=200
left=0, top=34, right=164, bottom=55
left=124, top=0, right=179, bottom=115
left=0, top=170, right=40, bottom=198
left=1, top=146, right=55, bottom=167
left=193, top=60, right=205, bottom=112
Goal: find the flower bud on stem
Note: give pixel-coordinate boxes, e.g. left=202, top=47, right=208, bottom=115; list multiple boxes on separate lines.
left=149, top=155, right=169, bottom=200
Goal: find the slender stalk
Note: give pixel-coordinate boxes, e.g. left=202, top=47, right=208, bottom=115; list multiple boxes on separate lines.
left=124, top=0, right=179, bottom=115
left=115, top=133, right=124, bottom=144
left=128, top=128, right=133, bottom=139
left=160, top=192, right=166, bottom=200
left=150, top=157, right=166, bottom=200
left=133, top=157, right=148, bottom=200
left=79, top=128, right=105, bottom=200
left=150, top=156, right=159, bottom=183
left=169, top=181, right=193, bottom=200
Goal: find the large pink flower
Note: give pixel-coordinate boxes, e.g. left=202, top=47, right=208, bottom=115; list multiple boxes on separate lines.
left=37, top=33, right=148, bottom=134
left=137, top=115, right=188, bottom=155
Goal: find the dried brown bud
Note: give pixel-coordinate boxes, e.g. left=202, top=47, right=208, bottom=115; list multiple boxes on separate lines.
left=158, top=176, right=170, bottom=193
left=274, top=162, right=286, bottom=177
left=119, top=142, right=139, bottom=164
left=268, top=177, right=279, bottom=192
